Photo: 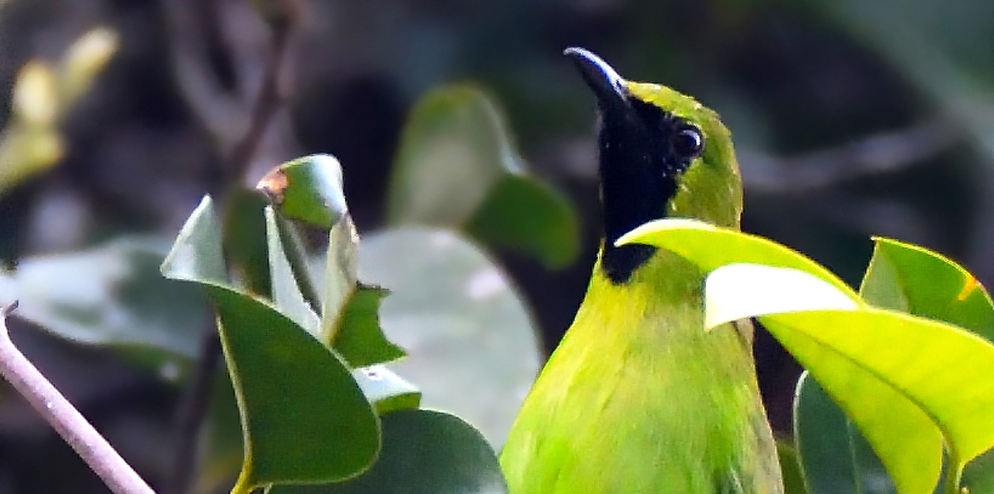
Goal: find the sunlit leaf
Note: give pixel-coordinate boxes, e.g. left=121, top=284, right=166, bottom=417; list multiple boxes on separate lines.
left=622, top=219, right=994, bottom=494
left=268, top=409, right=507, bottom=494
left=359, top=227, right=541, bottom=446
left=617, top=218, right=855, bottom=297
left=794, top=236, right=994, bottom=494
left=705, top=264, right=858, bottom=329
left=861, top=237, right=994, bottom=342
left=161, top=195, right=380, bottom=492
left=794, top=372, right=896, bottom=494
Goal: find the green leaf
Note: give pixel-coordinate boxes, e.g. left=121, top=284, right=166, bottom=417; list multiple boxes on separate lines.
left=320, top=214, right=360, bottom=341
left=464, top=171, right=579, bottom=269
left=861, top=237, right=994, bottom=343
left=623, top=219, right=994, bottom=494
left=776, top=436, right=811, bottom=494
left=617, top=218, right=856, bottom=297
left=0, top=236, right=207, bottom=360
left=962, top=447, right=994, bottom=494
left=256, top=154, right=347, bottom=229
left=314, top=214, right=405, bottom=367
left=223, top=189, right=272, bottom=296
left=386, top=84, right=579, bottom=268
left=794, top=372, right=896, bottom=494
left=265, top=206, right=320, bottom=333
left=359, top=227, right=541, bottom=446
left=792, top=236, right=994, bottom=494
left=209, top=285, right=380, bottom=491
left=331, top=286, right=404, bottom=368
left=162, top=195, right=380, bottom=492
left=705, top=263, right=859, bottom=329
left=160, top=196, right=227, bottom=285
left=267, top=409, right=508, bottom=494
left=257, top=155, right=404, bottom=367
left=353, top=365, right=421, bottom=415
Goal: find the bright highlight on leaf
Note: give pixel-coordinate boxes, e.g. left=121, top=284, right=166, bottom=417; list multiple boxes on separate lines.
left=704, top=264, right=859, bottom=329
left=616, top=218, right=855, bottom=297
left=621, top=218, right=994, bottom=494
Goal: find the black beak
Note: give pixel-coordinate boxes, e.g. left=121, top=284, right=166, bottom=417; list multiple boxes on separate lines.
left=563, top=47, right=629, bottom=115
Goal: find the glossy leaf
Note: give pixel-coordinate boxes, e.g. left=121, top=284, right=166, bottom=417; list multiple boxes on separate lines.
left=312, top=214, right=405, bottom=367
left=161, top=195, right=380, bottom=492
left=794, top=372, right=895, bottom=494
left=331, top=286, right=404, bottom=368
left=861, top=237, right=994, bottom=342
left=256, top=154, right=347, bottom=229
left=268, top=409, right=508, bottom=494
left=617, top=218, right=856, bottom=297
left=209, top=285, right=379, bottom=491
left=359, top=227, right=541, bottom=446
left=257, top=156, right=403, bottom=367
left=223, top=189, right=272, bottom=296
left=386, top=84, right=579, bottom=268
left=0, top=236, right=207, bottom=360
left=794, top=236, right=994, bottom=494
left=265, top=206, right=320, bottom=333
left=353, top=365, right=421, bottom=415
left=622, top=219, right=994, bottom=494
left=705, top=263, right=859, bottom=329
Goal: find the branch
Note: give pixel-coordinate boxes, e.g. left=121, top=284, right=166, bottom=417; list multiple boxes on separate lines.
left=741, top=117, right=962, bottom=193
left=225, top=20, right=291, bottom=184
left=0, top=302, right=156, bottom=494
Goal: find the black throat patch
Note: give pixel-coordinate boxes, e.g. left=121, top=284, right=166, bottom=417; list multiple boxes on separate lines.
left=598, top=98, right=694, bottom=284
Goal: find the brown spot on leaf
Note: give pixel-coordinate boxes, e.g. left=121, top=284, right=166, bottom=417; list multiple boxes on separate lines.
left=256, top=168, right=288, bottom=205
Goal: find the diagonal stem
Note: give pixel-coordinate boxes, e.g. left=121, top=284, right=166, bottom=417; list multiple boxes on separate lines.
left=0, top=302, right=156, bottom=494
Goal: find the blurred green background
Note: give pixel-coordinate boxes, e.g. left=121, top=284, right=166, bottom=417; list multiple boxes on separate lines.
left=1, top=0, right=993, bottom=492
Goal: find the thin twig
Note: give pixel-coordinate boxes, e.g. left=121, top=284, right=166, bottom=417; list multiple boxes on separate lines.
left=165, top=11, right=293, bottom=494
left=0, top=302, right=156, bottom=494
left=164, top=316, right=223, bottom=494
left=741, top=117, right=962, bottom=193
left=225, top=21, right=291, bottom=185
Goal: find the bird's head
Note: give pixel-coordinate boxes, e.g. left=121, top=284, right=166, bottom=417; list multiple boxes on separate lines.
left=565, top=47, right=743, bottom=283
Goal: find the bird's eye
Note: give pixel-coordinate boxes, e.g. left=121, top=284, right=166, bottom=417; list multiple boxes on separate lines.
left=670, top=126, right=704, bottom=160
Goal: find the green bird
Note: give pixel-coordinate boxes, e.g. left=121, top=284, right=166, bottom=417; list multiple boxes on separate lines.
left=499, top=48, right=783, bottom=494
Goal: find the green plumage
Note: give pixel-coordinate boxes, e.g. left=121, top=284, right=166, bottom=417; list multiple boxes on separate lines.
left=499, top=49, right=783, bottom=494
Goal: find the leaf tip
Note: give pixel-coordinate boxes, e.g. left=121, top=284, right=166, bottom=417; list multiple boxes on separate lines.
left=256, top=168, right=289, bottom=205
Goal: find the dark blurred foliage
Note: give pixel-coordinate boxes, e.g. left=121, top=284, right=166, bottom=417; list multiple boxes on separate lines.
left=1, top=0, right=992, bottom=492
